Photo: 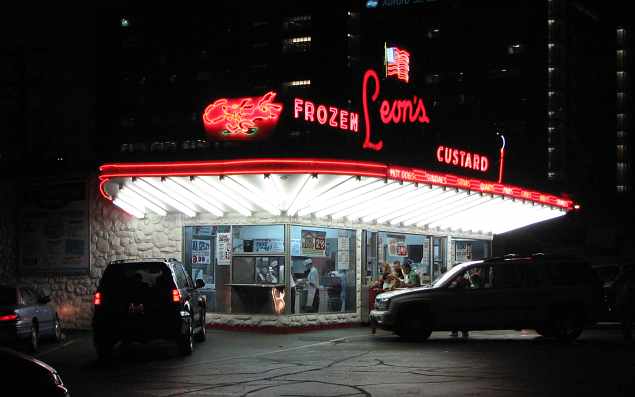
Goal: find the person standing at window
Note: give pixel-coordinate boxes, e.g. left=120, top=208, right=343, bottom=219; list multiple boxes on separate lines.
left=402, top=261, right=420, bottom=288
left=306, top=259, right=320, bottom=313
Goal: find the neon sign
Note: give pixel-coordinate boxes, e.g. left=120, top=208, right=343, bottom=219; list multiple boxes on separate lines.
left=293, top=98, right=359, bottom=132
left=385, top=45, right=410, bottom=83
left=436, top=145, right=489, bottom=172
left=202, top=91, right=283, bottom=139
left=362, top=69, right=431, bottom=151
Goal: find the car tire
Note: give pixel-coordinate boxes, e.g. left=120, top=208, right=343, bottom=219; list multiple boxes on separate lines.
left=28, top=322, right=39, bottom=352
left=179, top=316, right=194, bottom=355
left=552, top=307, right=585, bottom=342
left=194, top=308, right=206, bottom=342
left=53, top=315, right=63, bottom=343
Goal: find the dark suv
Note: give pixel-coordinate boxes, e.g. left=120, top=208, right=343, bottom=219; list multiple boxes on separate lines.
left=370, top=254, right=602, bottom=342
left=93, top=258, right=207, bottom=359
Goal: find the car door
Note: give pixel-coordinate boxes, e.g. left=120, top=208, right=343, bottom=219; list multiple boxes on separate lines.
left=30, top=288, right=55, bottom=336
left=435, top=264, right=499, bottom=330
left=18, top=288, right=38, bottom=329
left=491, top=261, right=534, bottom=328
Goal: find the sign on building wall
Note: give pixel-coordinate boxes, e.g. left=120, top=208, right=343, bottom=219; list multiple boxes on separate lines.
left=216, top=232, right=232, bottom=266
left=191, top=239, right=211, bottom=265
left=301, top=230, right=326, bottom=257
left=19, top=179, right=90, bottom=274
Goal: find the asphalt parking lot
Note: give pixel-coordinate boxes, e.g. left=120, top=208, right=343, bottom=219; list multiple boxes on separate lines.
left=21, top=324, right=635, bottom=396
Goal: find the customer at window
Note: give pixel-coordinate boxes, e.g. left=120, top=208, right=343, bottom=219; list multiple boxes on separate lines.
left=393, top=261, right=404, bottom=282
left=371, top=263, right=391, bottom=291
left=401, top=261, right=420, bottom=288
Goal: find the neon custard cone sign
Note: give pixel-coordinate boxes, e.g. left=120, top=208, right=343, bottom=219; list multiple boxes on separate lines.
left=202, top=91, right=283, bottom=139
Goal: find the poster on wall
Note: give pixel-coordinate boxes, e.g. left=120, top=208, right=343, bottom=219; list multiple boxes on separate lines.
left=254, top=238, right=284, bottom=253
left=301, top=230, right=326, bottom=256
left=337, top=236, right=350, bottom=270
left=454, top=241, right=472, bottom=263
left=387, top=234, right=408, bottom=257
left=217, top=232, right=232, bottom=266
left=20, top=179, right=89, bottom=274
left=191, top=239, right=211, bottom=264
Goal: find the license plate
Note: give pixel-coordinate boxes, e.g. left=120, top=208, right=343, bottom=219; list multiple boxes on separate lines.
left=128, top=303, right=144, bottom=315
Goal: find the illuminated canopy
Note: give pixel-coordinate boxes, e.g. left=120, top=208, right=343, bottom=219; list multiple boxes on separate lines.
left=99, top=158, right=574, bottom=236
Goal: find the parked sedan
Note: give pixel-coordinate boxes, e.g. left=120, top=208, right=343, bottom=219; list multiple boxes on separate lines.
left=0, top=347, right=70, bottom=396
left=0, top=285, right=62, bottom=352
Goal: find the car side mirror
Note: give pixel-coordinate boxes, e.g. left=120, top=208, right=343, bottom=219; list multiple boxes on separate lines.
left=39, top=295, right=51, bottom=304
left=195, top=279, right=205, bottom=289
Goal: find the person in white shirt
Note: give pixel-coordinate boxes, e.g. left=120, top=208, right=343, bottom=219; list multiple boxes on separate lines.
left=306, top=258, right=320, bottom=312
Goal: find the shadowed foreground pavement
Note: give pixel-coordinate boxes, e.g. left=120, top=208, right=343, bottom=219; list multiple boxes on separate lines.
left=28, top=325, right=635, bottom=396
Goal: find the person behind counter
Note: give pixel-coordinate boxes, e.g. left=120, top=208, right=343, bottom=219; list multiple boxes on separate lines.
left=305, top=258, right=320, bottom=312
left=371, top=263, right=400, bottom=292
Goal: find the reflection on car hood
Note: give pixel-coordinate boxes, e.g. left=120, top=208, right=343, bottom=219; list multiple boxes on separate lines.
left=376, top=286, right=434, bottom=300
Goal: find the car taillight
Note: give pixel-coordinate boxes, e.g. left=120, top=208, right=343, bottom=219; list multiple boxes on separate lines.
left=172, top=289, right=181, bottom=303
left=94, top=292, right=102, bottom=305
left=0, top=314, right=17, bottom=321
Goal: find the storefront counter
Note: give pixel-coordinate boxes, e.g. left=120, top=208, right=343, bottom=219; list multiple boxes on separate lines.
left=228, top=284, right=285, bottom=314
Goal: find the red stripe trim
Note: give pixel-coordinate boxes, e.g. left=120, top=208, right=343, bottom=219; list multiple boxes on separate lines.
left=98, top=158, right=575, bottom=210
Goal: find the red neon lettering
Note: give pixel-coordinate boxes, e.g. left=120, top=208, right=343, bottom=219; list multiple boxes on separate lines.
left=436, top=146, right=444, bottom=162
left=481, top=156, right=489, bottom=172
left=328, top=107, right=338, bottom=127
left=294, top=98, right=303, bottom=118
left=316, top=105, right=327, bottom=124
left=305, top=101, right=315, bottom=122
left=203, top=91, right=283, bottom=136
left=340, top=110, right=349, bottom=130
left=349, top=113, right=359, bottom=132
left=294, top=98, right=359, bottom=133
left=436, top=145, right=490, bottom=173
left=362, top=69, right=384, bottom=151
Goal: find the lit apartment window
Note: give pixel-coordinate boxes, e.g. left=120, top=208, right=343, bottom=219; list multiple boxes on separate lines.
left=427, top=27, right=440, bottom=39
left=548, top=146, right=556, bottom=153
left=617, top=185, right=626, bottom=193
left=425, top=74, right=441, bottom=84
left=283, top=36, right=312, bottom=53
left=283, top=80, right=311, bottom=88
left=548, top=43, right=555, bottom=48
left=508, top=43, right=523, bottom=55
left=548, top=172, right=557, bottom=179
left=617, top=130, right=626, bottom=138
left=120, top=17, right=130, bottom=28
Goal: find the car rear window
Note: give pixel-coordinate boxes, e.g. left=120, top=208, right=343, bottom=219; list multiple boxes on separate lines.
left=100, top=262, right=173, bottom=293
left=0, top=287, right=17, bottom=305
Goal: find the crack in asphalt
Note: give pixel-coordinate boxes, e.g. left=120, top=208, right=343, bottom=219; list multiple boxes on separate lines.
left=156, top=351, right=373, bottom=397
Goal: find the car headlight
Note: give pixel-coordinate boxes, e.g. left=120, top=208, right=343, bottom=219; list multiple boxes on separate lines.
left=375, top=296, right=391, bottom=311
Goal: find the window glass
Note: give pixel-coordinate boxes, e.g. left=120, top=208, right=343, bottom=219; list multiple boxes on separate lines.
left=232, top=225, right=284, bottom=254
left=495, top=262, right=522, bottom=289
left=174, top=265, right=189, bottom=289
left=291, top=226, right=356, bottom=314
left=21, top=288, right=37, bottom=305
left=375, top=232, right=430, bottom=286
